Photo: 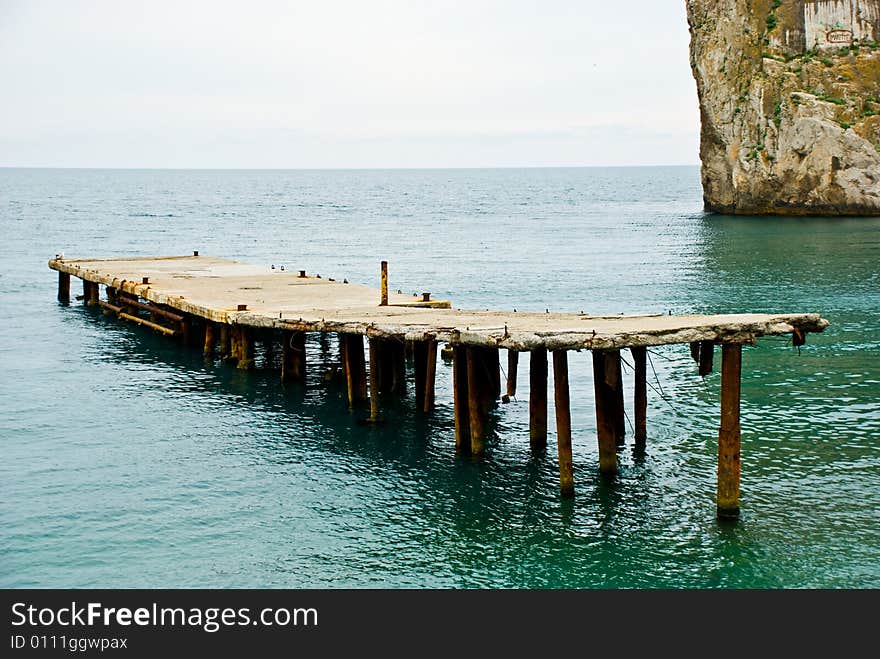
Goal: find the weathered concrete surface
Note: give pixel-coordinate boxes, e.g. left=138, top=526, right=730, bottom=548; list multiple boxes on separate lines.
left=687, top=0, right=880, bottom=215
left=49, top=255, right=829, bottom=350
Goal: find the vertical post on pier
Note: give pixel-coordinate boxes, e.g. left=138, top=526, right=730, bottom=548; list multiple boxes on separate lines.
left=380, top=261, right=388, bottom=306
left=605, top=349, right=625, bottom=447
left=342, top=334, right=367, bottom=408
left=228, top=325, right=241, bottom=364
left=488, top=347, right=501, bottom=400
left=717, top=343, right=742, bottom=520
left=84, top=280, right=99, bottom=307
left=282, top=330, right=306, bottom=383
left=203, top=321, right=216, bottom=357
left=467, top=347, right=486, bottom=456
left=238, top=327, right=254, bottom=370
left=220, top=324, right=231, bottom=359
left=593, top=351, right=618, bottom=475
left=507, top=350, right=519, bottom=398
left=529, top=348, right=548, bottom=449
left=553, top=350, right=574, bottom=497
left=368, top=337, right=381, bottom=423
left=180, top=315, right=191, bottom=346
left=452, top=346, right=470, bottom=452
left=413, top=341, right=428, bottom=407
left=630, top=346, right=647, bottom=448
left=106, top=287, right=118, bottom=305
left=699, top=341, right=714, bottom=376
left=352, top=335, right=367, bottom=402
left=423, top=340, right=437, bottom=413
left=58, top=272, right=70, bottom=303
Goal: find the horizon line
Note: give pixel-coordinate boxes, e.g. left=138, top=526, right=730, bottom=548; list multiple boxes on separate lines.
left=0, top=163, right=701, bottom=172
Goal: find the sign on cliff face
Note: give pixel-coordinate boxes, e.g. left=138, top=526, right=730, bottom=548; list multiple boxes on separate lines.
left=805, top=0, right=880, bottom=49
left=826, top=29, right=854, bottom=44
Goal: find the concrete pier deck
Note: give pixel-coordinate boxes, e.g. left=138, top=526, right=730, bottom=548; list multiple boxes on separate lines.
left=48, top=255, right=828, bottom=349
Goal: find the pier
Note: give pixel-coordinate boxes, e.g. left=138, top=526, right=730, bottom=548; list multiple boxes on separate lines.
left=49, top=254, right=829, bottom=519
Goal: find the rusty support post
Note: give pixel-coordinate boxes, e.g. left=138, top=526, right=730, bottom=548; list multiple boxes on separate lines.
left=343, top=334, right=367, bottom=408
left=507, top=350, right=519, bottom=398
left=529, top=348, right=548, bottom=449
left=84, top=280, right=99, bottom=307
left=237, top=326, right=254, bottom=370
left=630, top=346, right=647, bottom=448
left=351, top=335, right=367, bottom=402
left=553, top=350, right=574, bottom=497
left=467, top=347, right=486, bottom=456
left=488, top=347, right=501, bottom=399
left=282, top=330, right=306, bottom=383
left=106, top=286, right=118, bottom=305
left=228, top=325, right=241, bottom=364
left=717, top=343, right=742, bottom=519
left=424, top=340, right=437, bottom=413
left=368, top=337, right=381, bottom=422
left=380, top=261, right=388, bottom=306
left=593, top=351, right=618, bottom=475
left=413, top=341, right=428, bottom=407
left=452, top=346, right=470, bottom=452
left=607, top=349, right=626, bottom=447
left=219, top=324, right=231, bottom=359
left=699, top=340, right=714, bottom=376
left=58, top=271, right=70, bottom=303
left=180, top=315, right=191, bottom=346
left=203, top=321, right=216, bottom=357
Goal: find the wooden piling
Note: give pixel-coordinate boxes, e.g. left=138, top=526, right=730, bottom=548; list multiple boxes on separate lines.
left=529, top=348, right=548, bottom=449
left=467, top=347, right=486, bottom=456
left=553, top=350, right=574, bottom=497
left=203, top=321, right=216, bottom=357
left=631, top=346, right=647, bottom=448
left=593, top=351, right=618, bottom=475
left=507, top=350, right=519, bottom=398
left=698, top=340, right=714, bottom=376
left=58, top=271, right=70, bottom=303
left=717, top=343, right=742, bottom=519
left=368, top=337, right=381, bottom=422
left=452, top=346, right=470, bottom=452
left=423, top=340, right=437, bottom=413
left=380, top=260, right=388, bottom=306
left=106, top=286, right=118, bottom=305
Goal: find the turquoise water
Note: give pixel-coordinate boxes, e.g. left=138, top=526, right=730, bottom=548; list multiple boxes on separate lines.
left=1, top=167, right=878, bottom=588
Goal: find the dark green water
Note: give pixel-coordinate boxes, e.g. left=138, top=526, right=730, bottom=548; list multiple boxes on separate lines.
left=1, top=167, right=877, bottom=588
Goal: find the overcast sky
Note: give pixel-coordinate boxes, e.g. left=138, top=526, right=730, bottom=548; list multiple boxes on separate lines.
left=0, top=0, right=700, bottom=169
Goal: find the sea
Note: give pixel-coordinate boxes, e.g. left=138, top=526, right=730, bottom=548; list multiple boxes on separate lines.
left=1, top=166, right=878, bottom=588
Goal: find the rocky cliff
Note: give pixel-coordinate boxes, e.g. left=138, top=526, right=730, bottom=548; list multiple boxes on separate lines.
left=687, top=0, right=880, bottom=215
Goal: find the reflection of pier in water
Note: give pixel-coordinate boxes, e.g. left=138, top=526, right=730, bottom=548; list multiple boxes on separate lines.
left=50, top=254, right=828, bottom=519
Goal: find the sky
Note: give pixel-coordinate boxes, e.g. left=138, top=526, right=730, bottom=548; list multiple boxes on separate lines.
left=0, top=0, right=701, bottom=169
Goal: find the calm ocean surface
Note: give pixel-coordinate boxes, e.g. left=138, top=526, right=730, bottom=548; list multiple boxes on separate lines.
left=1, top=166, right=878, bottom=588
